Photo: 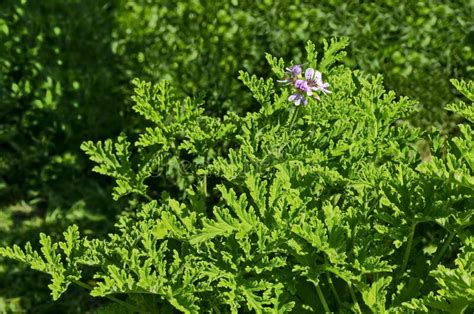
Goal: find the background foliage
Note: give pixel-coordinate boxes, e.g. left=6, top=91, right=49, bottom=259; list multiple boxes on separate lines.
left=114, top=0, right=474, bottom=124
left=0, top=0, right=472, bottom=312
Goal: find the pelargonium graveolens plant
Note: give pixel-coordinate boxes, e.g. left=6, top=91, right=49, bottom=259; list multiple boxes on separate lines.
left=1, top=39, right=473, bottom=313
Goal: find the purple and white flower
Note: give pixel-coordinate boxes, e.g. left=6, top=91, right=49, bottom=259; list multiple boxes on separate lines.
left=277, top=64, right=303, bottom=83
left=286, top=64, right=302, bottom=76
left=305, top=68, right=331, bottom=95
left=288, top=93, right=307, bottom=106
left=277, top=64, right=331, bottom=106
left=295, top=79, right=310, bottom=93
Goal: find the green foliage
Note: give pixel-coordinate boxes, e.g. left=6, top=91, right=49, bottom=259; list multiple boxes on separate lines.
left=1, top=225, right=84, bottom=300
left=0, top=0, right=126, bottom=208
left=446, top=79, right=474, bottom=124
left=0, top=0, right=472, bottom=312
left=80, top=78, right=234, bottom=201
left=0, top=0, right=126, bottom=311
left=3, top=40, right=472, bottom=312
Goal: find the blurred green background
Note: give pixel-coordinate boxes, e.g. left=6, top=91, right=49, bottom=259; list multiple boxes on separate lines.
left=0, top=0, right=473, bottom=312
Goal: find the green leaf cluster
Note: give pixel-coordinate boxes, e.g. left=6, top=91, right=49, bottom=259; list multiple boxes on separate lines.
left=3, top=39, right=472, bottom=313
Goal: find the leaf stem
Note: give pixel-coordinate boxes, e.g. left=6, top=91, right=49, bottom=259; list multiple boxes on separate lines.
left=315, top=283, right=330, bottom=313
left=400, top=223, right=416, bottom=276
left=430, top=231, right=455, bottom=270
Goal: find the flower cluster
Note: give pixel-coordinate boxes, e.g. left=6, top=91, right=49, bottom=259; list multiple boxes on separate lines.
left=278, top=65, right=331, bottom=106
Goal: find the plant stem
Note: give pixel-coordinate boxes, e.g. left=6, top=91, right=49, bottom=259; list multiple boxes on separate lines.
left=72, top=280, right=138, bottom=312
left=348, top=283, right=362, bottom=313
left=72, top=279, right=93, bottom=290
left=400, top=223, right=416, bottom=276
left=289, top=106, right=300, bottom=132
left=142, top=193, right=153, bottom=202
left=326, top=272, right=342, bottom=307
left=203, top=174, right=208, bottom=197
left=323, top=262, right=341, bottom=308
left=315, top=283, right=330, bottom=313
left=431, top=231, right=455, bottom=270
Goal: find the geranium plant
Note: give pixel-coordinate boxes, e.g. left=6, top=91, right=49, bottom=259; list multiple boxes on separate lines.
left=1, top=39, right=472, bottom=313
